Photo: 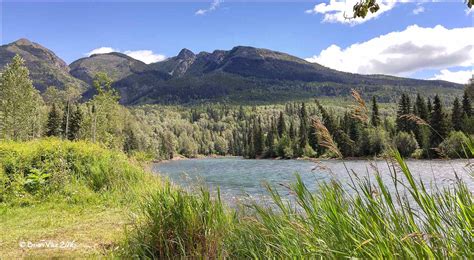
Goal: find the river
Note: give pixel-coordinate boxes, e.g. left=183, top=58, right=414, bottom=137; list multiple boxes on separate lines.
left=153, top=158, right=474, bottom=205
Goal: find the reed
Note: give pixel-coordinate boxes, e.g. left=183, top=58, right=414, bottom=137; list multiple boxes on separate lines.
left=126, top=149, right=473, bottom=258
left=227, top=150, right=473, bottom=258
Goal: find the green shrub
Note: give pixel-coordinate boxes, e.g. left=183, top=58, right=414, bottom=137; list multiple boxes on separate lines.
left=393, top=131, right=419, bottom=157
left=0, top=138, right=149, bottom=204
left=438, top=131, right=470, bottom=158
left=359, top=127, right=389, bottom=156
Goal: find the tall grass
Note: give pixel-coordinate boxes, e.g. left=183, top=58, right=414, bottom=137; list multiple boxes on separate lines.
left=126, top=150, right=473, bottom=258
left=0, top=138, right=155, bottom=205
left=228, top=150, right=473, bottom=258
left=123, top=184, right=234, bottom=259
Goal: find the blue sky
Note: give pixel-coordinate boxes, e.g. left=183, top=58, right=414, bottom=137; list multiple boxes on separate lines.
left=1, top=0, right=473, bottom=83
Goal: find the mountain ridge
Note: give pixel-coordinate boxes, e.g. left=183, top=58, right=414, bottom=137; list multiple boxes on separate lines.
left=0, top=39, right=87, bottom=92
left=0, top=39, right=463, bottom=105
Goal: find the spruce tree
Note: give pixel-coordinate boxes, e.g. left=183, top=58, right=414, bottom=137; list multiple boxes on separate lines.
left=427, top=98, right=433, bottom=120
left=415, top=94, right=428, bottom=120
left=371, top=96, right=380, bottom=127
left=396, top=94, right=411, bottom=132
left=253, top=117, right=264, bottom=157
left=289, top=120, right=295, bottom=140
left=451, top=97, right=463, bottom=131
left=430, top=95, right=448, bottom=151
left=265, top=119, right=277, bottom=157
left=298, top=102, right=308, bottom=150
left=68, top=106, right=83, bottom=140
left=308, top=120, right=318, bottom=151
left=277, top=111, right=286, bottom=137
left=46, top=104, right=62, bottom=137
left=462, top=90, right=471, bottom=117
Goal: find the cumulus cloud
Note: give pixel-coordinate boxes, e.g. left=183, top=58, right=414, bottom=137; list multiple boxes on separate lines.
left=85, top=47, right=166, bottom=64
left=305, top=0, right=400, bottom=25
left=305, top=25, right=474, bottom=81
left=412, top=5, right=425, bottom=15
left=430, top=69, right=473, bottom=84
left=195, top=0, right=222, bottom=16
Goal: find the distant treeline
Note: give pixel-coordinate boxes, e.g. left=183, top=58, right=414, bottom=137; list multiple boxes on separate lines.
left=1, top=54, right=473, bottom=160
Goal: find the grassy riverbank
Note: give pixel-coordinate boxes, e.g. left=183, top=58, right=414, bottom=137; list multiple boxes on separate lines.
left=0, top=139, right=162, bottom=257
left=1, top=139, right=472, bottom=258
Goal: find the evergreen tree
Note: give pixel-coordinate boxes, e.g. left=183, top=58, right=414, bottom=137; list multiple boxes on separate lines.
left=371, top=95, right=380, bottom=127
left=451, top=97, right=463, bottom=131
left=68, top=106, right=82, bottom=140
left=265, top=119, right=277, bottom=157
left=254, top=117, right=265, bottom=156
left=396, top=94, right=412, bottom=132
left=277, top=111, right=286, bottom=137
left=289, top=120, right=295, bottom=140
left=427, top=98, right=433, bottom=120
left=462, top=90, right=471, bottom=117
left=308, top=120, right=318, bottom=151
left=316, top=100, right=337, bottom=133
left=46, top=104, right=62, bottom=137
left=298, top=102, right=308, bottom=150
left=430, top=95, right=448, bottom=152
left=415, top=94, right=428, bottom=120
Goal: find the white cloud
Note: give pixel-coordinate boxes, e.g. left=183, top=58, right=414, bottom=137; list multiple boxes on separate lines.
left=305, top=25, right=474, bottom=80
left=85, top=47, right=166, bottom=64
left=412, top=5, right=425, bottom=15
left=86, top=47, right=117, bottom=56
left=123, top=50, right=166, bottom=64
left=195, top=0, right=222, bottom=16
left=430, top=69, right=473, bottom=84
left=305, top=0, right=399, bottom=25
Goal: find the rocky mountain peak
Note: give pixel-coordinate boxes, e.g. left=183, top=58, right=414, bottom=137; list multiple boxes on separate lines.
left=177, top=48, right=196, bottom=60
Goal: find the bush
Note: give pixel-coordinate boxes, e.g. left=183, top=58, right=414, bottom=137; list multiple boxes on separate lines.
left=301, top=144, right=317, bottom=158
left=0, top=138, right=148, bottom=204
left=359, top=127, right=389, bottom=156
left=438, top=131, right=470, bottom=158
left=277, top=136, right=293, bottom=158
left=393, top=131, right=419, bottom=157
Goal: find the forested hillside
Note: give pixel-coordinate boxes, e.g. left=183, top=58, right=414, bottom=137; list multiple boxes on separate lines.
left=1, top=54, right=472, bottom=160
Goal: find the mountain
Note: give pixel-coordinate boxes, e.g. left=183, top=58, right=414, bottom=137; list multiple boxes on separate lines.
left=113, top=46, right=462, bottom=104
left=0, top=39, right=86, bottom=92
left=0, top=39, right=463, bottom=104
left=70, top=52, right=149, bottom=85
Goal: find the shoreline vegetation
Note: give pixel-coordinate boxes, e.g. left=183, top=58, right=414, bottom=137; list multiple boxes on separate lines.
left=1, top=139, right=472, bottom=258
left=157, top=154, right=471, bottom=165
